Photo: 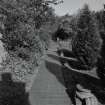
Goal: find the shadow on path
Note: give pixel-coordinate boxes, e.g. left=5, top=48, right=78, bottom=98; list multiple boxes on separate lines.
left=45, top=60, right=65, bottom=87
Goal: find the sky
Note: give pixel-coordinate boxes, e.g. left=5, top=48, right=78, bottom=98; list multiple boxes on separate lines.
left=52, top=0, right=105, bottom=16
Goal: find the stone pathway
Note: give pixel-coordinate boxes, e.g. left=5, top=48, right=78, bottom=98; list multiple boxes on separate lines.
left=29, top=51, right=72, bottom=105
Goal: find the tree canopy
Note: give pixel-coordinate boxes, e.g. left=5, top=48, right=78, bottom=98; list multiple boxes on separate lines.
left=0, top=0, right=60, bottom=53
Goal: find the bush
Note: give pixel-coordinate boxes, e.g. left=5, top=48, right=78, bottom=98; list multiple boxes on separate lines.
left=0, top=73, right=30, bottom=105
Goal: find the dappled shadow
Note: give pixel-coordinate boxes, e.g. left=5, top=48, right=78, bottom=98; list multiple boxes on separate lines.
left=45, top=60, right=65, bottom=87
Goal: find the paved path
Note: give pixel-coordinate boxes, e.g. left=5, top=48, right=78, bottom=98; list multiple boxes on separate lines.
left=29, top=51, right=72, bottom=105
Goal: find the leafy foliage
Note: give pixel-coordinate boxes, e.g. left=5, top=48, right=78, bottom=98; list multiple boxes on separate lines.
left=0, top=0, right=56, bottom=50
left=0, top=0, right=60, bottom=84
left=52, top=19, right=73, bottom=41
left=72, top=5, right=102, bottom=69
left=95, top=10, right=105, bottom=60
left=0, top=0, right=59, bottom=59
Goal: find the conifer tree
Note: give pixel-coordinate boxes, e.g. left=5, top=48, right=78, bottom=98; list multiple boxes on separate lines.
left=72, top=4, right=102, bottom=70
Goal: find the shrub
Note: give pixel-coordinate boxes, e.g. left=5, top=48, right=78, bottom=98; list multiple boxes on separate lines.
left=0, top=73, right=30, bottom=105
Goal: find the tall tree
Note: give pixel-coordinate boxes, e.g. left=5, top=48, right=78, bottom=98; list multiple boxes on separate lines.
left=72, top=4, right=102, bottom=69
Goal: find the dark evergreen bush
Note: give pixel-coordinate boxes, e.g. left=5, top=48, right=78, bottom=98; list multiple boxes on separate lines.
left=72, top=5, right=102, bottom=70
left=52, top=27, right=69, bottom=41
left=0, top=73, right=30, bottom=105
left=95, top=10, right=105, bottom=62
